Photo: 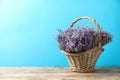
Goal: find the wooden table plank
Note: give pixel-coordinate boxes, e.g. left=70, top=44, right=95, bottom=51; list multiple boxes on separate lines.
left=0, top=67, right=119, bottom=80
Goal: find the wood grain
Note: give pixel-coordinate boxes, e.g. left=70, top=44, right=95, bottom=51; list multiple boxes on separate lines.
left=0, top=67, right=119, bottom=80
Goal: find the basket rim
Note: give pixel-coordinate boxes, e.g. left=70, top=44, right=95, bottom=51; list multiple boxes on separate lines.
left=62, top=46, right=104, bottom=56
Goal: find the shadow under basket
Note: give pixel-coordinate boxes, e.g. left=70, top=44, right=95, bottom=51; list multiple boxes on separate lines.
left=62, top=46, right=104, bottom=73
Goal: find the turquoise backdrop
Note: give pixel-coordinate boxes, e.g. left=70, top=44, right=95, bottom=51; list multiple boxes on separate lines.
left=0, top=0, right=120, bottom=66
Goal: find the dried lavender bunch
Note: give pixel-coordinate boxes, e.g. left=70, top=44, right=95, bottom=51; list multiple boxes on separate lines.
left=57, top=26, right=112, bottom=53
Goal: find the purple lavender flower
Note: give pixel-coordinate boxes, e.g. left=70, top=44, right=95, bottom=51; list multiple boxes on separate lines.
left=56, top=26, right=112, bottom=53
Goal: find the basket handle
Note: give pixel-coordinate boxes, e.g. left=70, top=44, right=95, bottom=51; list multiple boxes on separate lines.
left=69, top=16, right=101, bottom=34
left=69, top=16, right=102, bottom=47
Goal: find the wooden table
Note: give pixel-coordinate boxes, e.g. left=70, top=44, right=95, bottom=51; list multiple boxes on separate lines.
left=0, top=67, right=119, bottom=80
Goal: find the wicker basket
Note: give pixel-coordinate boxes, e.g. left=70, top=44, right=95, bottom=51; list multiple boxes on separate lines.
left=62, top=16, right=104, bottom=73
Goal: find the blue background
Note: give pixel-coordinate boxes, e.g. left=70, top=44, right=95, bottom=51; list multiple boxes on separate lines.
left=0, top=0, right=119, bottom=66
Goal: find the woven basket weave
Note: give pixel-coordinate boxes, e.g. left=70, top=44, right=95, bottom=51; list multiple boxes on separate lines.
left=62, top=16, right=104, bottom=73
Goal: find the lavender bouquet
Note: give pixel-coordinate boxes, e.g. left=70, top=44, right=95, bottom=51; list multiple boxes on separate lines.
left=57, top=26, right=112, bottom=53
